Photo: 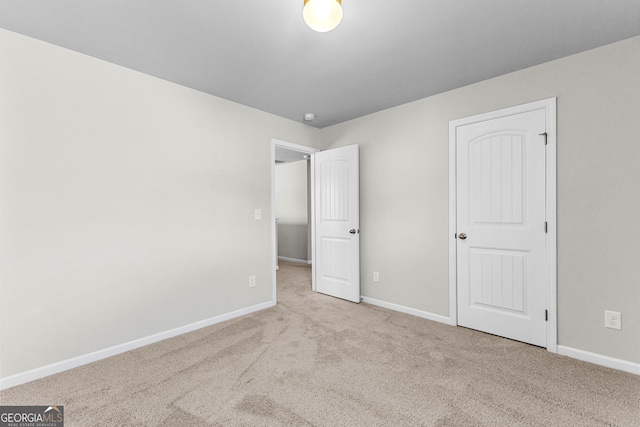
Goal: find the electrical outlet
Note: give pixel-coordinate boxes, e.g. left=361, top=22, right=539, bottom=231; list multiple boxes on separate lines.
left=249, top=276, right=256, bottom=288
left=254, top=209, right=262, bottom=220
left=373, top=271, right=380, bottom=283
left=605, top=310, right=621, bottom=330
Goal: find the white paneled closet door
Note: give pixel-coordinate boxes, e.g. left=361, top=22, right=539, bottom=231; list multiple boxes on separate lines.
left=456, top=109, right=547, bottom=347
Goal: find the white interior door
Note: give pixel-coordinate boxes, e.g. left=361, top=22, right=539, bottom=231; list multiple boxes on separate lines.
left=314, top=144, right=360, bottom=303
left=456, top=109, right=547, bottom=347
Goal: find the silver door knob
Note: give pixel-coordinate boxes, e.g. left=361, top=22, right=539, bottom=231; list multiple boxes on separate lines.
left=350, top=229, right=358, bottom=234
left=459, top=233, right=467, bottom=240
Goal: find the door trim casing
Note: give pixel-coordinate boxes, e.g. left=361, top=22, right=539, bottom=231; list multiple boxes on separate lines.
left=448, top=98, right=557, bottom=353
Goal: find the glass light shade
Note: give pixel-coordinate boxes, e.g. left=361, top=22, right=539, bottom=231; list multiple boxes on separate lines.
left=303, top=0, right=343, bottom=33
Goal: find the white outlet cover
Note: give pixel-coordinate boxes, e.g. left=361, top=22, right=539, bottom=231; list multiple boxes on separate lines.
left=254, top=209, right=262, bottom=220
left=249, top=276, right=256, bottom=287
left=604, top=310, right=621, bottom=330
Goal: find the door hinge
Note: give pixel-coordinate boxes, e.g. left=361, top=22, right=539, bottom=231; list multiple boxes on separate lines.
left=545, top=310, right=548, bottom=321
left=545, top=222, right=548, bottom=233
left=539, top=132, right=548, bottom=145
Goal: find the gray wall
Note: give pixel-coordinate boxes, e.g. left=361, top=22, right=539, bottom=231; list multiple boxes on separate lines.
left=2, top=27, right=638, bottom=380
left=0, top=29, right=320, bottom=378
left=275, top=160, right=310, bottom=262
left=275, top=160, right=308, bottom=220
left=277, top=222, right=309, bottom=261
left=321, top=36, right=640, bottom=364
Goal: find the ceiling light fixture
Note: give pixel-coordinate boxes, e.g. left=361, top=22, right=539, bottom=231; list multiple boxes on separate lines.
left=303, top=0, right=343, bottom=33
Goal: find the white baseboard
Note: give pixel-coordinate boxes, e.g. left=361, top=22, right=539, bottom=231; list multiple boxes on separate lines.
left=362, top=298, right=639, bottom=376
left=557, top=345, right=640, bottom=376
left=4, top=302, right=636, bottom=391
left=361, top=296, right=453, bottom=326
left=278, top=256, right=312, bottom=265
left=0, top=300, right=275, bottom=390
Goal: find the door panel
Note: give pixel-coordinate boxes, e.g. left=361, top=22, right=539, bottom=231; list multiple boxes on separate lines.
left=469, top=248, right=526, bottom=313
left=320, top=158, right=350, bottom=220
left=314, top=145, right=360, bottom=303
left=470, top=134, right=525, bottom=224
left=457, top=109, right=546, bottom=347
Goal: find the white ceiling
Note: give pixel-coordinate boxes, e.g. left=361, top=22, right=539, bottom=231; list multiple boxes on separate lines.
left=1, top=1, right=640, bottom=128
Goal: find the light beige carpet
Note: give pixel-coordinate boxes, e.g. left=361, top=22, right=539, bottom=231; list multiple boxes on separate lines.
left=2, top=261, right=639, bottom=426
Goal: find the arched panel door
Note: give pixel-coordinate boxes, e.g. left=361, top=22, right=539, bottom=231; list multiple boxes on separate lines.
left=314, top=144, right=360, bottom=303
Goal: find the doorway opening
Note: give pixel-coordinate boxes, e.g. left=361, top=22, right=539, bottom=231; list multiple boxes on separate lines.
left=271, top=139, right=319, bottom=304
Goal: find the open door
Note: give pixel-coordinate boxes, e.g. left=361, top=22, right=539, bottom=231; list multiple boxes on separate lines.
left=313, top=144, right=360, bottom=303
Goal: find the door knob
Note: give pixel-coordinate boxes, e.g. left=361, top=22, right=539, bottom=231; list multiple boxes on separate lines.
left=350, top=229, right=359, bottom=234
left=458, top=233, right=467, bottom=240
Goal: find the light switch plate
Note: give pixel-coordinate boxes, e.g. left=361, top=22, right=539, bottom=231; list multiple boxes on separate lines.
left=254, top=209, right=262, bottom=220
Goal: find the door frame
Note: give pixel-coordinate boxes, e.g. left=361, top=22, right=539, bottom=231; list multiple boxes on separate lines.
left=271, top=138, right=320, bottom=304
left=448, top=98, right=557, bottom=353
